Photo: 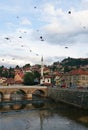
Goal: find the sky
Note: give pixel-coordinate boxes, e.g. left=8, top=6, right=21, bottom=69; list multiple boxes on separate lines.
left=0, top=0, right=88, bottom=67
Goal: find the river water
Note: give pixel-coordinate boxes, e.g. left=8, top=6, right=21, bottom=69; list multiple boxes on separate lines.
left=0, top=99, right=88, bottom=130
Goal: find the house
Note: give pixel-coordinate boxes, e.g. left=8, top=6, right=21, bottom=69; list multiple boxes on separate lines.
left=40, top=76, right=52, bottom=86
left=3, top=78, right=15, bottom=86
left=0, top=77, right=7, bottom=85
left=23, top=67, right=32, bottom=74
left=54, top=72, right=63, bottom=86
left=43, top=67, right=51, bottom=74
left=14, top=71, right=24, bottom=84
left=66, top=69, right=88, bottom=88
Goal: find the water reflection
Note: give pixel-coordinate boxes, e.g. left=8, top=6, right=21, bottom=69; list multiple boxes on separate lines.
left=0, top=98, right=88, bottom=130
left=0, top=102, right=45, bottom=111
left=11, top=104, right=24, bottom=110
left=0, top=96, right=46, bottom=111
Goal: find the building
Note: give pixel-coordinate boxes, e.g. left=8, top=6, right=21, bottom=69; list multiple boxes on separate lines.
left=0, top=77, right=7, bottom=85
left=66, top=69, right=88, bottom=88
left=14, top=71, right=24, bottom=84
left=53, top=72, right=63, bottom=86
left=40, top=56, right=52, bottom=86
left=40, top=75, right=52, bottom=86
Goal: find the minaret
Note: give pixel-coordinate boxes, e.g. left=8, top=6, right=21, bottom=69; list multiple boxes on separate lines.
left=41, top=56, right=44, bottom=78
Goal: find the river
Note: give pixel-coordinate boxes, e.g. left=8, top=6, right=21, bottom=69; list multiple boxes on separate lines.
left=0, top=98, right=88, bottom=130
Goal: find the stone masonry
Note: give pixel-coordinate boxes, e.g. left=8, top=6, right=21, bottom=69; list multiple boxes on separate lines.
left=48, top=87, right=88, bottom=109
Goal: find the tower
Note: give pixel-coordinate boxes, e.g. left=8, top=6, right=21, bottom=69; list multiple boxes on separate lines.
left=41, top=56, right=44, bottom=78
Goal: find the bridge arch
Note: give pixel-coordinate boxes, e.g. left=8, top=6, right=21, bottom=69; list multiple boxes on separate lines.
left=10, top=89, right=26, bottom=100
left=32, top=89, right=46, bottom=97
left=0, top=92, right=3, bottom=101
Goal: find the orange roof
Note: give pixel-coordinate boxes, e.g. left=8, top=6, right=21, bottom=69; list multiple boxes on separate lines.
left=70, top=69, right=88, bottom=75
left=16, top=72, right=24, bottom=78
left=43, top=68, right=50, bottom=73
left=53, top=71, right=62, bottom=76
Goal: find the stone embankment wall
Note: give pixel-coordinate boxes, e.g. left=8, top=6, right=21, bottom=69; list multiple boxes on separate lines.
left=48, top=88, right=88, bottom=109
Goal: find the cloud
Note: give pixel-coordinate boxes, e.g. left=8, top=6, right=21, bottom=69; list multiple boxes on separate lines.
left=44, top=56, right=66, bottom=65
left=0, top=0, right=88, bottom=67
left=81, top=0, right=88, bottom=9
left=20, top=17, right=31, bottom=25
left=40, top=6, right=88, bottom=46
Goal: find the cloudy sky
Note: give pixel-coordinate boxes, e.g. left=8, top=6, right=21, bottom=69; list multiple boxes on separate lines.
left=0, top=0, right=88, bottom=67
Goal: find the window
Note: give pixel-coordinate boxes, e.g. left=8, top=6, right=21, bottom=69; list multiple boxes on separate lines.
left=82, top=76, right=85, bottom=80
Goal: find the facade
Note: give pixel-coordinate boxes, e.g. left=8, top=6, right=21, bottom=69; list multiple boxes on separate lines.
left=14, top=71, right=24, bottom=84
left=54, top=72, right=63, bottom=86
left=0, top=77, right=7, bottom=85
left=40, top=76, right=52, bottom=86
left=65, top=69, right=88, bottom=88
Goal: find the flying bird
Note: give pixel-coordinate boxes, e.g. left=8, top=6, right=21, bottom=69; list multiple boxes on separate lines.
left=65, top=47, right=68, bottom=49
left=68, top=11, right=71, bottom=14
left=5, top=37, right=10, bottom=40
left=41, top=39, right=44, bottom=41
left=40, top=36, right=43, bottom=39
left=19, top=36, right=22, bottom=39
left=24, top=31, right=27, bottom=33
left=34, top=6, right=37, bottom=9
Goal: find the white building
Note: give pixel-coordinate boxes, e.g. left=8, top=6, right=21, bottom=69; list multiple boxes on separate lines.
left=40, top=56, right=51, bottom=86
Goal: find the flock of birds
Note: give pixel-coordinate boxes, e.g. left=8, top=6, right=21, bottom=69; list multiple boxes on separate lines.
left=0, top=8, right=86, bottom=63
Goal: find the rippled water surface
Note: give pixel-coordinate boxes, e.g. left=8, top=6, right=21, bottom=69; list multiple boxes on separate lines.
left=0, top=100, right=88, bottom=130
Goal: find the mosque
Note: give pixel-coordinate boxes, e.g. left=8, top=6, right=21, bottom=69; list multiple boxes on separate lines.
left=40, top=56, right=52, bottom=86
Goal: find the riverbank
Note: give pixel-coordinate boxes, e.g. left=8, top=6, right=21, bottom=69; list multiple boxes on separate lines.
left=47, top=88, right=88, bottom=110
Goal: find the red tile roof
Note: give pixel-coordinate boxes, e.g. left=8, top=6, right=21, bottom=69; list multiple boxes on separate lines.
left=70, top=69, right=88, bottom=75
left=44, top=75, right=52, bottom=78
left=3, top=78, right=15, bottom=84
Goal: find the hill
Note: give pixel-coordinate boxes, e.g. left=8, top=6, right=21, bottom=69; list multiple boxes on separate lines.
left=61, top=57, right=88, bottom=67
left=52, top=57, right=88, bottom=72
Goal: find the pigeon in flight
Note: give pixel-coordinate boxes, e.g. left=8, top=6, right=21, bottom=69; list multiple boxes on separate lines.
left=68, top=11, right=71, bottom=14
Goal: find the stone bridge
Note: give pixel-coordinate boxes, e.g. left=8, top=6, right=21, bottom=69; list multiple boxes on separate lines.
left=0, top=85, right=48, bottom=101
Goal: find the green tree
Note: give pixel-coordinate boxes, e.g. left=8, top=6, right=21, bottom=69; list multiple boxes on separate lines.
left=2, top=69, right=9, bottom=78
left=8, top=67, right=15, bottom=78
left=23, top=72, right=34, bottom=85
left=0, top=66, right=3, bottom=77
left=64, top=66, right=71, bottom=73
left=33, top=71, right=40, bottom=84
left=15, top=65, right=20, bottom=69
left=23, top=64, right=30, bottom=69
left=33, top=71, right=40, bottom=79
